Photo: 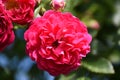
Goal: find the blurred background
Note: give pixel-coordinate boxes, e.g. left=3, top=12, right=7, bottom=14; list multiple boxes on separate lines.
left=0, top=0, right=120, bottom=80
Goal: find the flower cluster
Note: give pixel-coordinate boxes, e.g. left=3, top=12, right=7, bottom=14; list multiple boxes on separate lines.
left=0, top=0, right=92, bottom=76
left=24, top=10, right=92, bottom=76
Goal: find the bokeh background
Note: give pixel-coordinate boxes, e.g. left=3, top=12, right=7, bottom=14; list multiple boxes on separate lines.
left=0, top=0, right=120, bottom=80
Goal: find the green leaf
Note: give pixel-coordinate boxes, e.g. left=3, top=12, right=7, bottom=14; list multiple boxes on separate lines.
left=81, top=58, right=115, bottom=74
left=59, top=74, right=75, bottom=80
left=77, top=77, right=91, bottom=80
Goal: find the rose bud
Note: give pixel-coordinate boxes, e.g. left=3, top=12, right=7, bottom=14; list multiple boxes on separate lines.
left=51, top=0, right=65, bottom=11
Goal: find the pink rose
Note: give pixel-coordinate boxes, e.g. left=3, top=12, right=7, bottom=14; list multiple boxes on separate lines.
left=24, top=10, right=92, bottom=76
left=0, top=2, right=15, bottom=51
left=3, top=0, right=36, bottom=25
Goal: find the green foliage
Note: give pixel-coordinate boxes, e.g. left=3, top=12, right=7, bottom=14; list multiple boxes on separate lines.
left=82, top=58, right=114, bottom=74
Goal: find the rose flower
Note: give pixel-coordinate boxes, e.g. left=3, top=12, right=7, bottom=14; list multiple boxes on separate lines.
left=0, top=2, right=15, bottom=51
left=24, top=10, right=92, bottom=76
left=2, top=0, right=36, bottom=25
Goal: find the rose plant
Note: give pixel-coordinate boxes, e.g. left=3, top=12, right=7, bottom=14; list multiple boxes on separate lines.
left=0, top=0, right=92, bottom=77
left=0, top=0, right=117, bottom=80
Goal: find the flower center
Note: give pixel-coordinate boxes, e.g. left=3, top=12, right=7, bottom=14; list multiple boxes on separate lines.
left=4, top=0, right=19, bottom=10
left=52, top=40, right=59, bottom=48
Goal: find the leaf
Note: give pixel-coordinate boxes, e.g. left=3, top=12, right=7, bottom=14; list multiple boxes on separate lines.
left=81, top=58, right=115, bottom=74
left=77, top=77, right=91, bottom=80
left=59, top=74, right=75, bottom=80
